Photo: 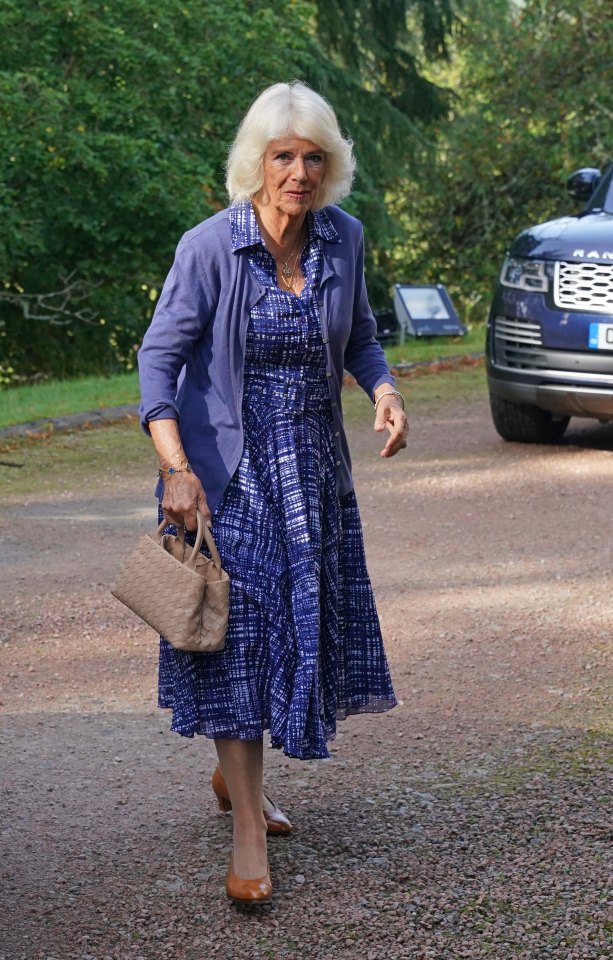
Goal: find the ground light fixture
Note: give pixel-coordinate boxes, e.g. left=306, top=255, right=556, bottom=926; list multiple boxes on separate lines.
left=392, top=283, right=466, bottom=342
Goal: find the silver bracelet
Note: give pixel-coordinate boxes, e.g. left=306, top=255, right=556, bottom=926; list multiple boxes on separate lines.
left=374, top=389, right=405, bottom=412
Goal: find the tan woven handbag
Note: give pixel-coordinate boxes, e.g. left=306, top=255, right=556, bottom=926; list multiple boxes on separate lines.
left=111, top=513, right=229, bottom=652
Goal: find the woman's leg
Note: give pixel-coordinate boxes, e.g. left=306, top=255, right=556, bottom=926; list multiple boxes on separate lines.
left=215, top=737, right=268, bottom=879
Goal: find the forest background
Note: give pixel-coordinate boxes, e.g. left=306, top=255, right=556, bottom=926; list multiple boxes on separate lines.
left=1, top=0, right=611, bottom=385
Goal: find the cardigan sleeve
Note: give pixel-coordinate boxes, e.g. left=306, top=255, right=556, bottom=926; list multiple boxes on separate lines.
left=138, top=237, right=215, bottom=433
left=343, top=228, right=395, bottom=398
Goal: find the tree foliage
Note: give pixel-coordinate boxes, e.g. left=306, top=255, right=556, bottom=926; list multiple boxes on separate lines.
left=308, top=1, right=460, bottom=300
left=5, top=0, right=609, bottom=384
left=392, top=0, right=613, bottom=321
left=316, top=0, right=455, bottom=117
left=1, top=0, right=462, bottom=382
left=0, top=0, right=314, bottom=380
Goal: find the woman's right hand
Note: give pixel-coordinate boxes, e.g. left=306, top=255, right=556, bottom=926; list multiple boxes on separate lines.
left=148, top=419, right=211, bottom=531
left=161, top=470, right=211, bottom=532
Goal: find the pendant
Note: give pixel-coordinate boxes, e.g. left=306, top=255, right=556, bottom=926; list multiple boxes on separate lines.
left=282, top=263, right=292, bottom=277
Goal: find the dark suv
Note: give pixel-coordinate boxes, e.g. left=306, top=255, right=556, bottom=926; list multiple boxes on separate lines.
left=486, top=163, right=613, bottom=443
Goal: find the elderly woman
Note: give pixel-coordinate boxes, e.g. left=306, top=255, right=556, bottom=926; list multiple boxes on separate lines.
left=138, top=81, right=408, bottom=904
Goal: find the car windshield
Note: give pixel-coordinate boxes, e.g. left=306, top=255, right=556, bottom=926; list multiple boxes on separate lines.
left=587, top=163, right=613, bottom=214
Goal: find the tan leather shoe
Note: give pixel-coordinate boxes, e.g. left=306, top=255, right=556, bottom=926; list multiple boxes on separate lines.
left=211, top=766, right=292, bottom=836
left=225, top=853, right=272, bottom=904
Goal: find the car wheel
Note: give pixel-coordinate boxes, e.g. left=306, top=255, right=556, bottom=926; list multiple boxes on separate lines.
left=489, top=393, right=570, bottom=443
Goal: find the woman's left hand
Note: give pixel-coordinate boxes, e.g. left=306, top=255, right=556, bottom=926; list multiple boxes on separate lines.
left=374, top=392, right=409, bottom=458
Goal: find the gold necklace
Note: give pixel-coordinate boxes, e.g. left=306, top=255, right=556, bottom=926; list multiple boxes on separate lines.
left=259, top=220, right=303, bottom=275
left=276, top=231, right=304, bottom=294
left=279, top=254, right=300, bottom=294
left=256, top=215, right=304, bottom=292
left=279, top=235, right=302, bottom=278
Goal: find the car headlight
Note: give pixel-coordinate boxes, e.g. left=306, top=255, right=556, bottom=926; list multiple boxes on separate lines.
left=500, top=256, right=550, bottom=292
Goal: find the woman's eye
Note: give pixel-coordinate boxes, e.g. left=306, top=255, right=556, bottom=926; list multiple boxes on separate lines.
left=272, top=152, right=325, bottom=166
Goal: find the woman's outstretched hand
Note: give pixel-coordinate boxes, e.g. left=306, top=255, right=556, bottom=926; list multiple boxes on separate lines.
left=161, top=470, right=211, bottom=531
left=373, top=388, right=409, bottom=458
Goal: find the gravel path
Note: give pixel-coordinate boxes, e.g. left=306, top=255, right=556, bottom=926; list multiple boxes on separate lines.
left=1, top=388, right=611, bottom=959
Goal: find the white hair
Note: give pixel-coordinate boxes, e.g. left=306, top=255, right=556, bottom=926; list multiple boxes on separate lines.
left=226, top=81, right=356, bottom=208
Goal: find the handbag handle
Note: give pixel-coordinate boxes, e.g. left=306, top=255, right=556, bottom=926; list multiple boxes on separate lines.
left=155, top=512, right=223, bottom=572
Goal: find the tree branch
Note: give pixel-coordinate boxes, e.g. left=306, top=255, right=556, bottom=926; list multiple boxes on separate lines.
left=0, top=274, right=102, bottom=326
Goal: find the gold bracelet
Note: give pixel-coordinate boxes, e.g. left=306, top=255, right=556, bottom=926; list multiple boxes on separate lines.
left=160, top=455, right=189, bottom=471
left=158, top=464, right=192, bottom=479
left=374, top=389, right=405, bottom=412
left=160, top=445, right=188, bottom=469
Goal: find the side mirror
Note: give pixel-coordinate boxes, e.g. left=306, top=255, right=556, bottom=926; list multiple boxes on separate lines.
left=566, top=167, right=601, bottom=203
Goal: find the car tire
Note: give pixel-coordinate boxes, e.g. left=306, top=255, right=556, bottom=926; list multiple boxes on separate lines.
left=489, top=393, right=570, bottom=443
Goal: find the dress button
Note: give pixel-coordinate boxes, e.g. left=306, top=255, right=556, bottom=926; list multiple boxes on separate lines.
left=336, top=459, right=341, bottom=466
left=335, top=431, right=340, bottom=437
left=322, top=337, right=329, bottom=344
left=326, top=370, right=332, bottom=378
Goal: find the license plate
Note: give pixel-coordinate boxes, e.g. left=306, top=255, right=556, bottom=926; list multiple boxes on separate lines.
left=588, top=323, right=613, bottom=350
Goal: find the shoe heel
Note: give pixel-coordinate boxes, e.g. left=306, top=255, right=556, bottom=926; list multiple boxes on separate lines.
left=217, top=795, right=232, bottom=813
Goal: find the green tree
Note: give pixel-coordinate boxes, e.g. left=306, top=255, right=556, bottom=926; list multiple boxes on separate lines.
left=0, top=0, right=314, bottom=381
left=0, top=0, right=462, bottom=383
left=391, top=0, right=613, bottom=322
left=309, top=0, right=461, bottom=302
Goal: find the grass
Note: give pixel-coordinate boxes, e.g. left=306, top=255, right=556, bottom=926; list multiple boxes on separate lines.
left=384, top=323, right=485, bottom=366
left=342, top=366, right=486, bottom=425
left=0, top=368, right=488, bottom=500
left=0, top=327, right=486, bottom=430
left=0, top=420, right=156, bottom=499
left=0, top=371, right=140, bottom=430
left=462, top=730, right=613, bottom=795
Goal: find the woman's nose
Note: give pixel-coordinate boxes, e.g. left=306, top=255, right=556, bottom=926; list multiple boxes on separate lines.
left=290, top=157, right=307, bottom=180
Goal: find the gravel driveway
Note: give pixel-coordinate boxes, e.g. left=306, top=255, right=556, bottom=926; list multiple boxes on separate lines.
left=1, top=382, right=611, bottom=960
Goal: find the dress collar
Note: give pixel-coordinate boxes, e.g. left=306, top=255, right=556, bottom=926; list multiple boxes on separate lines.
left=308, top=206, right=342, bottom=245
left=230, top=202, right=341, bottom=252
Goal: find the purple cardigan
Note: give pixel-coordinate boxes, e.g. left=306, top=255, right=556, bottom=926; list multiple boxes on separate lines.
left=138, top=204, right=393, bottom=513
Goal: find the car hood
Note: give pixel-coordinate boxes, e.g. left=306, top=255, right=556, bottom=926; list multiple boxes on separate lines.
left=511, top=211, right=613, bottom=263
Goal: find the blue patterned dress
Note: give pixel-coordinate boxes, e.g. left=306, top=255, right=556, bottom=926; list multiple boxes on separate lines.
left=158, top=204, right=396, bottom=760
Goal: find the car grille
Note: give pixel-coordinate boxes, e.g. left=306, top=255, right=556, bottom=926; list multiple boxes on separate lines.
left=554, top=261, right=613, bottom=314
left=493, top=316, right=547, bottom=368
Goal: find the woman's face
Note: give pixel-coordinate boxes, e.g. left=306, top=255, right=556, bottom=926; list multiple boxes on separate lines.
left=258, top=136, right=326, bottom=218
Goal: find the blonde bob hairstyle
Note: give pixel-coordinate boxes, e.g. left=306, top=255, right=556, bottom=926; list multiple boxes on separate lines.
left=226, top=81, right=356, bottom=209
